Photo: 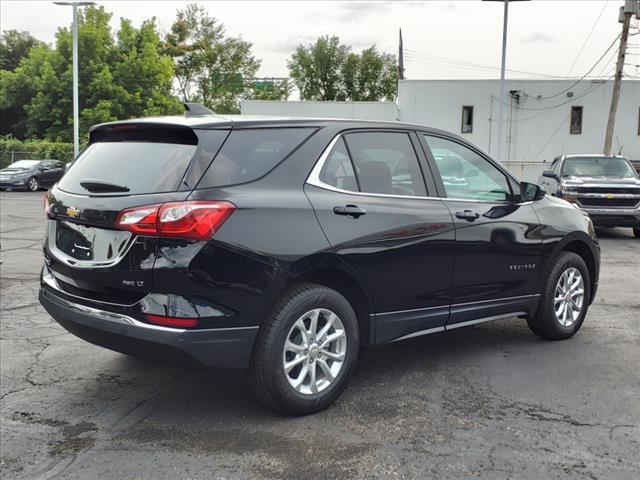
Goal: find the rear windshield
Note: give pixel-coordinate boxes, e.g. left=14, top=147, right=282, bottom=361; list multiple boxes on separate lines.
left=58, top=126, right=198, bottom=195
left=562, top=157, right=638, bottom=179
left=197, top=128, right=315, bottom=188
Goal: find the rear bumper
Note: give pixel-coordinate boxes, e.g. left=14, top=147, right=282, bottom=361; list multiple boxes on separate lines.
left=39, top=285, right=259, bottom=369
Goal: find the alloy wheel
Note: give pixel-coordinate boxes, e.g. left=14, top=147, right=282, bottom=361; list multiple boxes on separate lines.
left=553, top=267, right=585, bottom=327
left=282, top=308, right=347, bottom=395
left=28, top=177, right=39, bottom=191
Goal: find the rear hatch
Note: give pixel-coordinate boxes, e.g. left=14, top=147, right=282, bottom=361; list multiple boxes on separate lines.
left=44, top=123, right=229, bottom=305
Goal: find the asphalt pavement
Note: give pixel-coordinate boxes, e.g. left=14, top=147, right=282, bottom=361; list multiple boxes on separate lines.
left=1, top=191, right=639, bottom=479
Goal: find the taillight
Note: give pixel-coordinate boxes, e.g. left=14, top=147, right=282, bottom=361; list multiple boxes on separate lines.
left=145, top=314, right=199, bottom=328
left=115, top=201, right=235, bottom=241
left=116, top=205, right=159, bottom=235
left=43, top=193, right=52, bottom=218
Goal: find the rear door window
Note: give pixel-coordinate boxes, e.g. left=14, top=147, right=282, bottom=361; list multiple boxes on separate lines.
left=58, top=125, right=199, bottom=195
left=343, top=132, right=427, bottom=196
left=198, top=128, right=315, bottom=188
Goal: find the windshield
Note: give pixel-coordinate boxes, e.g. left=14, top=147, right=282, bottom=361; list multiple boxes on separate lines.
left=6, top=160, right=40, bottom=169
left=562, top=157, right=638, bottom=179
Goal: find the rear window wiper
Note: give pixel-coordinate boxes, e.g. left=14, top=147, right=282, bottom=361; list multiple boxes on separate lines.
left=79, top=179, right=130, bottom=193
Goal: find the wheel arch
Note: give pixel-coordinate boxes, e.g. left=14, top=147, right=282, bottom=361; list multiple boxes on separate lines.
left=290, top=262, right=375, bottom=349
left=541, top=232, right=598, bottom=305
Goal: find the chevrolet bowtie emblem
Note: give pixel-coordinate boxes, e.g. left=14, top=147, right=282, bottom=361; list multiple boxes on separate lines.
left=66, top=207, right=80, bottom=218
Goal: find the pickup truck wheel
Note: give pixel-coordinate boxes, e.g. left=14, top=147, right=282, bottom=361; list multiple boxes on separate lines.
left=527, top=252, right=590, bottom=340
left=633, top=227, right=640, bottom=238
left=248, top=283, right=359, bottom=415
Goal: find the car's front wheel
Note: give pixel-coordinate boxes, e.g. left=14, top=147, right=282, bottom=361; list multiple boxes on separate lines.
left=248, top=283, right=359, bottom=415
left=527, top=252, right=590, bottom=340
left=27, top=176, right=40, bottom=192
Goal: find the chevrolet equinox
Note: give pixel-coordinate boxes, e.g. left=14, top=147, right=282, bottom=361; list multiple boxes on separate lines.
left=39, top=107, right=600, bottom=415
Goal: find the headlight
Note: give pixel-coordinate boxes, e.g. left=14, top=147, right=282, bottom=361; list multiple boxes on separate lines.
left=11, top=172, right=29, bottom=179
left=560, top=183, right=578, bottom=193
left=559, top=183, right=579, bottom=202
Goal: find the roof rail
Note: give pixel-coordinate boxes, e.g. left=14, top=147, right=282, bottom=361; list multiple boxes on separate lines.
left=183, top=103, right=215, bottom=116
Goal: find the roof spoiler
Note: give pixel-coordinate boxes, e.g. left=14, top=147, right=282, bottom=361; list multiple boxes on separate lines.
left=183, top=103, right=215, bottom=116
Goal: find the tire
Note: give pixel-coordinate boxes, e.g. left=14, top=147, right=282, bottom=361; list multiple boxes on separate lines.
left=527, top=252, right=590, bottom=340
left=633, top=227, right=640, bottom=238
left=27, top=176, right=40, bottom=192
left=248, top=283, right=360, bottom=415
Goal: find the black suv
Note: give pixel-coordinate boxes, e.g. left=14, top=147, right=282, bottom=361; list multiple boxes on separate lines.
left=39, top=110, right=600, bottom=414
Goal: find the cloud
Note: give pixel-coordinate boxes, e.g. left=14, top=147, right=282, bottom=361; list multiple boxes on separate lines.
left=337, top=1, right=394, bottom=21
left=268, top=35, right=319, bottom=54
left=521, top=31, right=556, bottom=44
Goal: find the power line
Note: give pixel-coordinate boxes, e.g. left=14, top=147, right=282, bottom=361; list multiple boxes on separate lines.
left=533, top=114, right=569, bottom=161
left=566, top=0, right=610, bottom=76
left=403, top=49, right=570, bottom=79
left=491, top=75, right=613, bottom=119
left=536, top=33, right=621, bottom=100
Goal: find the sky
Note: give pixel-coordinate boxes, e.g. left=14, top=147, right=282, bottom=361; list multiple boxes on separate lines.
left=1, top=0, right=639, bottom=81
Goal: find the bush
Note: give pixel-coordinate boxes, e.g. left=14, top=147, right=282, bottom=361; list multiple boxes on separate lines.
left=0, top=136, right=74, bottom=168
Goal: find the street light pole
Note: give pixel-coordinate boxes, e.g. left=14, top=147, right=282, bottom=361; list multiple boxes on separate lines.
left=72, top=2, right=79, bottom=158
left=483, top=0, right=529, bottom=162
left=53, top=1, right=95, bottom=159
left=496, top=0, right=509, bottom=164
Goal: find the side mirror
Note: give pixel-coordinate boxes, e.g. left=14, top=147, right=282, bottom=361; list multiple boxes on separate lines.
left=520, top=182, right=545, bottom=202
left=542, top=169, right=558, bottom=180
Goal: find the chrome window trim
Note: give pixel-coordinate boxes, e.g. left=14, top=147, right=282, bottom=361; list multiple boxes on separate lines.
left=306, top=132, right=520, bottom=205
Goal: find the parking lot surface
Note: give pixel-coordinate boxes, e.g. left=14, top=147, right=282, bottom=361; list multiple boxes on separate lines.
left=1, top=191, right=639, bottom=479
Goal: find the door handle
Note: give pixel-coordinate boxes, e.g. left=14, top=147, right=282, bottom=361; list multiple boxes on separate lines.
left=455, top=210, right=480, bottom=222
left=333, top=204, right=367, bottom=218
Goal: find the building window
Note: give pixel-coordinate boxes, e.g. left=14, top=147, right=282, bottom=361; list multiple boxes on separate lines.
left=570, top=106, right=583, bottom=135
left=461, top=106, right=473, bottom=134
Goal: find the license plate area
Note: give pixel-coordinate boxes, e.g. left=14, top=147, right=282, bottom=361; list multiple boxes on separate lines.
left=49, top=220, right=135, bottom=268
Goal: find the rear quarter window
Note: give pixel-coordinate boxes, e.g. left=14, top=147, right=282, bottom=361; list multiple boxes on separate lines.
left=197, top=128, right=316, bottom=188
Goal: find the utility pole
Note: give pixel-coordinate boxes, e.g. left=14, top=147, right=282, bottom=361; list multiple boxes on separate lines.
left=604, top=1, right=638, bottom=155
left=398, top=28, right=405, bottom=80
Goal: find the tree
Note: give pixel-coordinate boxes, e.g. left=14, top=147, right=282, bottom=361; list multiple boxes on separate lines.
left=164, top=4, right=261, bottom=113
left=248, top=78, right=292, bottom=101
left=288, top=36, right=349, bottom=101
left=0, top=30, right=43, bottom=71
left=288, top=36, right=397, bottom=102
left=0, top=5, right=181, bottom=141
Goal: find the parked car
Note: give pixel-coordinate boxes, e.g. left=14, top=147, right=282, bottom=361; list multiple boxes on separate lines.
left=538, top=154, right=640, bottom=238
left=39, top=110, right=600, bottom=415
left=0, top=159, right=66, bottom=191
